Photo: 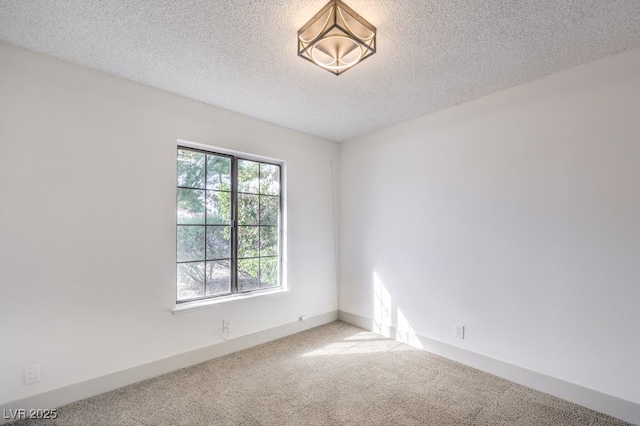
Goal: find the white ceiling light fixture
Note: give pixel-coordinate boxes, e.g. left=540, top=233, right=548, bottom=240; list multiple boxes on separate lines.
left=298, top=0, right=376, bottom=76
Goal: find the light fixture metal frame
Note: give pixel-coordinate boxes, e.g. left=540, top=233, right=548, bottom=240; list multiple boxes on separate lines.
left=297, top=0, right=376, bottom=76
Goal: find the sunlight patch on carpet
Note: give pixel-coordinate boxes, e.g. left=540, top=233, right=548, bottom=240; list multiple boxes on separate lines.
left=302, top=332, right=417, bottom=356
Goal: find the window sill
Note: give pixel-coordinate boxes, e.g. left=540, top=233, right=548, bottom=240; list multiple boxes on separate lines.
left=172, top=288, right=289, bottom=315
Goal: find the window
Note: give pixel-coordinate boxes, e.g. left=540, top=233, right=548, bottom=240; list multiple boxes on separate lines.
left=176, top=146, right=282, bottom=302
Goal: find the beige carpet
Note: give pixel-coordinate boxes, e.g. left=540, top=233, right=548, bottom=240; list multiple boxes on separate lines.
left=11, top=321, right=630, bottom=425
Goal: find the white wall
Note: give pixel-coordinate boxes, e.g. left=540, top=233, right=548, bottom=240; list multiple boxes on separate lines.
left=339, top=47, right=640, bottom=405
left=0, top=42, right=339, bottom=405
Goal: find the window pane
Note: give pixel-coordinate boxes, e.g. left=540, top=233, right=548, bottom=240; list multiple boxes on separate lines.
left=260, top=164, right=280, bottom=195
left=177, top=188, right=205, bottom=224
left=206, top=260, right=231, bottom=295
left=177, top=150, right=206, bottom=189
left=177, top=149, right=282, bottom=302
left=238, top=194, right=259, bottom=225
left=238, top=258, right=260, bottom=292
left=206, top=190, right=231, bottom=225
left=206, top=155, right=231, bottom=191
left=177, top=226, right=205, bottom=262
left=238, top=226, right=259, bottom=258
left=238, top=160, right=259, bottom=193
left=259, top=196, right=279, bottom=226
left=260, top=226, right=278, bottom=256
left=206, top=226, right=230, bottom=260
left=260, top=257, right=278, bottom=288
left=177, top=262, right=205, bottom=301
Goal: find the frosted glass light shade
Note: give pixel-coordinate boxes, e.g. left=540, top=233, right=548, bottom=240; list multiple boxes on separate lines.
left=298, top=0, right=376, bottom=76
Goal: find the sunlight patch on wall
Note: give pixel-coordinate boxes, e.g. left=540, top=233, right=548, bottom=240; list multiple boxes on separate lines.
left=396, top=307, right=423, bottom=349
left=373, top=271, right=392, bottom=336
left=373, top=270, right=423, bottom=349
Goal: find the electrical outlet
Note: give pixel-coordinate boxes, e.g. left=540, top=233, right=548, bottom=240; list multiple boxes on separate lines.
left=24, top=364, right=40, bottom=385
left=454, top=324, right=465, bottom=340
left=222, top=319, right=231, bottom=332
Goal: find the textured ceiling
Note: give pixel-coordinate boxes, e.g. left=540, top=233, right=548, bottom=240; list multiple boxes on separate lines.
left=1, top=1, right=640, bottom=142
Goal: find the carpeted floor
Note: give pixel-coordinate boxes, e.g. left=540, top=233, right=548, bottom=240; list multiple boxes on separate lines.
left=11, top=321, right=630, bottom=425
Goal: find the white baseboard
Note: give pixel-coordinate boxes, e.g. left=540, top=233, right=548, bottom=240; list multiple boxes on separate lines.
left=0, top=311, right=339, bottom=425
left=338, top=310, right=640, bottom=425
